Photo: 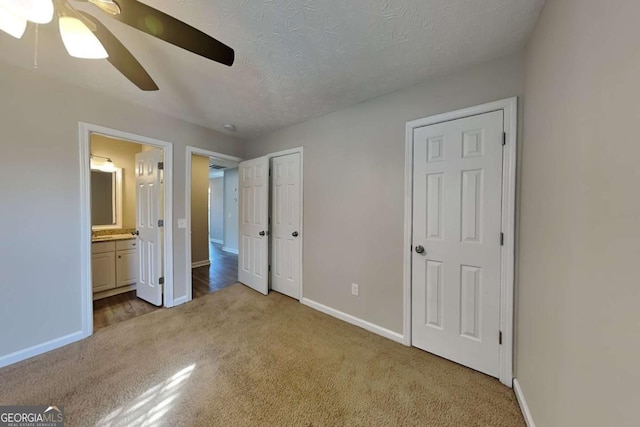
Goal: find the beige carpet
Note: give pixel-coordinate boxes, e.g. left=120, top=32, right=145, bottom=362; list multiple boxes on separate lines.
left=0, top=284, right=524, bottom=426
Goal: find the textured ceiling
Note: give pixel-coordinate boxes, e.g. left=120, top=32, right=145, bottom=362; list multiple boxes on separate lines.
left=0, top=0, right=545, bottom=138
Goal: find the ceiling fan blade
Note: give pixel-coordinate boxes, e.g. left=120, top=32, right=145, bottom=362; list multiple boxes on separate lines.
left=80, top=11, right=159, bottom=91
left=105, top=0, right=234, bottom=66
left=87, top=0, right=121, bottom=15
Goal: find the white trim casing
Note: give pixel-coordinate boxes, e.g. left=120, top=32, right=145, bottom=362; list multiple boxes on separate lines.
left=514, top=379, right=536, bottom=427
left=222, top=247, right=239, bottom=255
left=185, top=146, right=242, bottom=304
left=0, top=331, right=84, bottom=369
left=210, top=238, right=224, bottom=244
left=79, top=129, right=92, bottom=338
left=265, top=147, right=304, bottom=301
left=173, top=295, right=189, bottom=307
left=301, top=298, right=404, bottom=344
left=80, top=122, right=175, bottom=340
left=403, top=97, right=518, bottom=387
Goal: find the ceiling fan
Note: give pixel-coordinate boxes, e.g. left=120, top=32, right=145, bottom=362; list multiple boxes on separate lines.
left=0, top=0, right=234, bottom=91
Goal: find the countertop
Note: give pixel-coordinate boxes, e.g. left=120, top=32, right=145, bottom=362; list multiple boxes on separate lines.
left=92, top=234, right=136, bottom=243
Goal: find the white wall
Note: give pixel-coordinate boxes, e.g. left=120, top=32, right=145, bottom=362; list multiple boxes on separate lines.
left=516, top=1, right=640, bottom=425
left=0, top=61, right=243, bottom=363
left=209, top=177, right=224, bottom=243
left=223, top=168, right=239, bottom=252
left=245, top=53, right=524, bottom=333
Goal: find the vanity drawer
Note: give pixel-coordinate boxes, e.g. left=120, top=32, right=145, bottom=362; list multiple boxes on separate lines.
left=116, top=239, right=137, bottom=251
left=92, top=241, right=116, bottom=254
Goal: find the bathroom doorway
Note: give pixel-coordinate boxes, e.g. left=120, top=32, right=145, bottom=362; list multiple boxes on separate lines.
left=79, top=123, right=174, bottom=336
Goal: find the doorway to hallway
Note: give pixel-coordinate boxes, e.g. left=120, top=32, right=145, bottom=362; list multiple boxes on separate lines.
left=185, top=146, right=243, bottom=303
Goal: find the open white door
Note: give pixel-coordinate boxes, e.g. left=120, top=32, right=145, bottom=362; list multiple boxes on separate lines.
left=411, top=110, right=504, bottom=377
left=135, top=148, right=164, bottom=306
left=271, top=153, right=301, bottom=299
left=238, top=157, right=269, bottom=295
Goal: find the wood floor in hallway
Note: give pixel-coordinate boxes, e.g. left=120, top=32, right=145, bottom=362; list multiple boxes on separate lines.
left=93, top=242, right=238, bottom=331
left=192, top=242, right=238, bottom=298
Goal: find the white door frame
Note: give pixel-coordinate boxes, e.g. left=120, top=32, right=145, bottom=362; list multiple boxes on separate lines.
left=265, top=147, right=304, bottom=300
left=403, top=98, right=517, bottom=387
left=184, top=146, right=242, bottom=303
left=79, top=122, right=175, bottom=338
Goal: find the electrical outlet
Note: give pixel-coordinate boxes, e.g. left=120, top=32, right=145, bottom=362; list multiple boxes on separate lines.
left=351, top=283, right=359, bottom=296
left=178, top=218, right=187, bottom=229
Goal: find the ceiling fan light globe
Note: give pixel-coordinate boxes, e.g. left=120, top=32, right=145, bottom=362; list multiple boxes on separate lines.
left=0, top=3, right=27, bottom=38
left=59, top=16, right=108, bottom=59
left=0, top=0, right=53, bottom=24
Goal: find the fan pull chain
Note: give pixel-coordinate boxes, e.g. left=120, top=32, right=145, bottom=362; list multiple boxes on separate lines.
left=33, top=24, right=39, bottom=69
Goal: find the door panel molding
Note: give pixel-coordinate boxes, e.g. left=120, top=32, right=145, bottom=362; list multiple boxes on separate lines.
left=403, top=98, right=517, bottom=387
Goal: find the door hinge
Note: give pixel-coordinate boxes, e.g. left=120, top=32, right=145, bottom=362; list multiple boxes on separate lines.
left=500, top=232, right=504, bottom=246
left=159, top=276, right=165, bottom=285
left=499, top=331, right=503, bottom=345
left=502, top=132, right=506, bottom=146
left=410, top=245, right=413, bottom=252
left=158, top=162, right=164, bottom=170
left=158, top=219, right=164, bottom=227
left=268, top=265, right=271, bottom=272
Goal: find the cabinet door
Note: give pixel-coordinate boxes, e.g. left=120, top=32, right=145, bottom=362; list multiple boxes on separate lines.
left=117, top=249, right=138, bottom=287
left=92, top=252, right=116, bottom=293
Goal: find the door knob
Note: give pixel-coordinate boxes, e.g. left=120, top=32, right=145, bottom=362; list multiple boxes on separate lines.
left=133, top=230, right=139, bottom=236
left=292, top=231, right=299, bottom=237
left=259, top=231, right=266, bottom=236
left=415, top=245, right=425, bottom=254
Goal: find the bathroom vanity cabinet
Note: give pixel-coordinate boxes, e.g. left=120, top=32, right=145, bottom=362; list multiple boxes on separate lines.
left=91, top=238, right=138, bottom=299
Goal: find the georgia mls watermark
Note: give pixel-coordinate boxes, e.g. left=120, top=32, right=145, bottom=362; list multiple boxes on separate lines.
left=0, top=406, right=64, bottom=427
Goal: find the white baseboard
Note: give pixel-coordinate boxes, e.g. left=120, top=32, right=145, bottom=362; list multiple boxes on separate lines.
left=222, top=247, right=239, bottom=255
left=173, top=295, right=189, bottom=306
left=300, top=298, right=404, bottom=344
left=210, top=238, right=223, bottom=244
left=514, top=378, right=536, bottom=427
left=0, top=331, right=84, bottom=369
left=191, top=260, right=211, bottom=268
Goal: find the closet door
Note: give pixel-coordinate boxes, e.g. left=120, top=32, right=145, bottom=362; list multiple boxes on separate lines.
left=238, top=157, right=270, bottom=295
left=412, top=110, right=504, bottom=378
left=271, top=153, right=301, bottom=299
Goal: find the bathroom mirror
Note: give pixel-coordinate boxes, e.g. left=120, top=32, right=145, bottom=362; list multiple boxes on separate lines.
left=91, top=167, right=123, bottom=230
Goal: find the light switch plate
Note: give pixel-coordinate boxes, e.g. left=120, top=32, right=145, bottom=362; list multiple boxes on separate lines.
left=178, top=218, right=187, bottom=229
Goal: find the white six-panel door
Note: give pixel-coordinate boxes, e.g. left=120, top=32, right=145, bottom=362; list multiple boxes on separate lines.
left=135, top=149, right=164, bottom=306
left=411, top=110, right=503, bottom=377
left=238, top=157, right=270, bottom=295
left=271, top=153, right=301, bottom=299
